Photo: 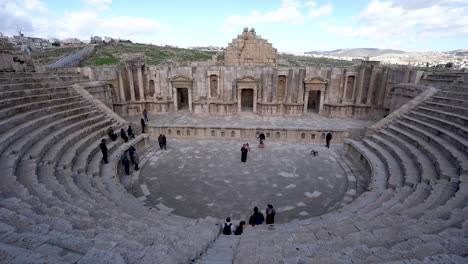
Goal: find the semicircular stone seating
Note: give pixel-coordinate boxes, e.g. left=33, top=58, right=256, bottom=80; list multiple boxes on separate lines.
left=231, top=73, right=468, bottom=264
left=0, top=72, right=218, bottom=264
left=0, top=71, right=467, bottom=264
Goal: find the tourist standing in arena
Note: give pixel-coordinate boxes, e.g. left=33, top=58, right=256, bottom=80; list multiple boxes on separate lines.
left=265, top=204, right=276, bottom=224
left=122, top=155, right=130, bottom=175
left=143, top=108, right=149, bottom=122
left=249, top=207, right=264, bottom=226
left=120, top=128, right=128, bottom=143
left=241, top=144, right=249, bottom=162
left=326, top=132, right=332, bottom=148
left=161, top=134, right=167, bottom=150
left=141, top=118, right=146, bottom=133
left=158, top=134, right=163, bottom=149
left=99, top=139, right=108, bottom=164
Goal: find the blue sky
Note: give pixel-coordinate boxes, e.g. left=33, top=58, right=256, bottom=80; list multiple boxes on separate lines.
left=1, top=0, right=467, bottom=52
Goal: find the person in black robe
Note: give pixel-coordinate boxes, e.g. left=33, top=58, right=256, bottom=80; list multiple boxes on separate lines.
left=265, top=204, right=276, bottom=224
left=122, top=155, right=130, bottom=175
left=234, top=221, right=245, bottom=235
left=326, top=132, right=332, bottom=148
left=158, top=134, right=163, bottom=149
left=248, top=207, right=264, bottom=226
left=127, top=146, right=136, bottom=165
left=161, top=134, right=167, bottom=150
left=241, top=144, right=248, bottom=162
left=108, top=127, right=117, bottom=141
left=120, top=128, right=128, bottom=143
left=258, top=132, right=266, bottom=145
left=141, top=118, right=146, bottom=133
left=99, top=139, right=108, bottom=164
left=127, top=125, right=135, bottom=139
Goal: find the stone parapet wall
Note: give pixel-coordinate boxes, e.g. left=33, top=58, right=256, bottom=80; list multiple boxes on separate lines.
left=148, top=125, right=348, bottom=143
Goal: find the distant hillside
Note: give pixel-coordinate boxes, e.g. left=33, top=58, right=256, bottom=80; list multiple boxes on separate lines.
left=305, top=48, right=406, bottom=57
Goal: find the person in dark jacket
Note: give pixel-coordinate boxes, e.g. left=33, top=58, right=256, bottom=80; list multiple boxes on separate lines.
left=161, top=134, right=167, bottom=150
left=248, top=206, right=265, bottom=226
left=325, top=132, right=332, bottom=148
left=234, top=221, right=245, bottom=235
left=122, top=155, right=130, bottom=175
left=99, top=139, right=108, bottom=164
left=127, top=146, right=136, bottom=165
left=265, top=204, right=276, bottom=224
left=141, top=118, right=146, bottom=133
left=241, top=144, right=249, bottom=162
left=158, top=134, right=163, bottom=149
left=133, top=152, right=140, bottom=171
left=120, top=128, right=128, bottom=143
left=143, top=108, right=149, bottom=122
left=127, top=125, right=135, bottom=139
left=108, top=126, right=117, bottom=141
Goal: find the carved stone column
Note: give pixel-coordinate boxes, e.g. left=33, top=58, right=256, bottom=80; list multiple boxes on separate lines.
left=137, top=66, right=145, bottom=101
left=118, top=70, right=126, bottom=103
left=127, top=67, right=136, bottom=101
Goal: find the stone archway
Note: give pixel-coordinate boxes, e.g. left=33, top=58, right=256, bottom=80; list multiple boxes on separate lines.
left=170, top=75, right=193, bottom=112
left=236, top=76, right=258, bottom=113
left=303, top=77, right=328, bottom=115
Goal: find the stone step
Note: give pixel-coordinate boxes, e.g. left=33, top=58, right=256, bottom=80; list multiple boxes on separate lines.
left=430, top=95, right=468, bottom=108
left=0, top=79, right=88, bottom=92
left=0, top=90, right=79, bottom=110
left=0, top=101, right=91, bottom=154
left=436, top=90, right=468, bottom=100
left=416, top=105, right=468, bottom=128
left=363, top=138, right=404, bottom=188
left=0, top=86, right=73, bottom=100
left=386, top=183, right=431, bottom=213
left=23, top=111, right=103, bottom=160
left=401, top=114, right=468, bottom=156
left=386, top=125, right=458, bottom=180
left=0, top=94, right=84, bottom=121
left=395, top=120, right=468, bottom=175
left=0, top=75, right=86, bottom=85
left=0, top=72, right=81, bottom=78
left=0, top=100, right=90, bottom=133
left=409, top=110, right=468, bottom=144
left=422, top=101, right=468, bottom=117
left=378, top=129, right=438, bottom=183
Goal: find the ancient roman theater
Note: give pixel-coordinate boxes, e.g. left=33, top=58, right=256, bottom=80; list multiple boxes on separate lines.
left=0, top=28, right=467, bottom=263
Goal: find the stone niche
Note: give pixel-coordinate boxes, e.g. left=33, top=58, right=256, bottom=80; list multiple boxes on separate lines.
left=170, top=75, right=193, bottom=112
left=303, top=77, right=328, bottom=115
left=224, top=28, right=277, bottom=67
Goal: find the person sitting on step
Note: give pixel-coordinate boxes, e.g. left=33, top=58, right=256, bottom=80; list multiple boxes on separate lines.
left=222, top=217, right=236, bottom=235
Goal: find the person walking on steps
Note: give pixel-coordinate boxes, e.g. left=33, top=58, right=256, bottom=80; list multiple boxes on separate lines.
left=143, top=108, right=149, bottom=122
left=99, top=139, right=108, bottom=164
left=326, top=132, right=332, bottom=148
left=222, top=217, right=236, bottom=235
left=127, top=146, right=136, bottom=165
left=248, top=206, right=264, bottom=226
left=127, top=125, right=135, bottom=139
left=161, top=134, right=167, bottom=150
left=122, top=155, right=130, bottom=175
left=265, top=204, right=276, bottom=225
left=141, top=118, right=146, bottom=133
left=133, top=152, right=140, bottom=171
left=120, top=128, right=128, bottom=143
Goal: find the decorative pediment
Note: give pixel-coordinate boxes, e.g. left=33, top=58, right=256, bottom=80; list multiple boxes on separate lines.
left=304, top=76, right=328, bottom=84
left=235, top=76, right=259, bottom=83
left=169, top=75, right=193, bottom=82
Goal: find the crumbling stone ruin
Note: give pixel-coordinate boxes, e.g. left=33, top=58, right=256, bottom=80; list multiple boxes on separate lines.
left=224, top=27, right=277, bottom=67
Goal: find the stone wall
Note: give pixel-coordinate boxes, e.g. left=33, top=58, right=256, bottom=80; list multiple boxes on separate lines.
left=0, top=50, right=34, bottom=72
left=224, top=28, right=277, bottom=67
left=60, top=61, right=422, bottom=120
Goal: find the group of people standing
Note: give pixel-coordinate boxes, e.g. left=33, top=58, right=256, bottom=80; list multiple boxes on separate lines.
left=222, top=205, right=276, bottom=236
left=157, top=134, right=167, bottom=150
left=121, top=145, right=140, bottom=175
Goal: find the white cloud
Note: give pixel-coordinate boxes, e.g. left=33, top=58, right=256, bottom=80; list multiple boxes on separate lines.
left=0, top=0, right=166, bottom=41
left=304, top=1, right=333, bottom=18
left=224, top=0, right=304, bottom=29
left=326, top=0, right=468, bottom=46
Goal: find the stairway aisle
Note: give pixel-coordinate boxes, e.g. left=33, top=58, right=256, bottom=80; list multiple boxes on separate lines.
left=194, top=235, right=240, bottom=264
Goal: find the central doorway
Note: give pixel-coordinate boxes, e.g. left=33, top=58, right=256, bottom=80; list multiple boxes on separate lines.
left=177, top=88, right=189, bottom=111
left=307, top=91, right=320, bottom=113
left=241, top=89, right=254, bottom=112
